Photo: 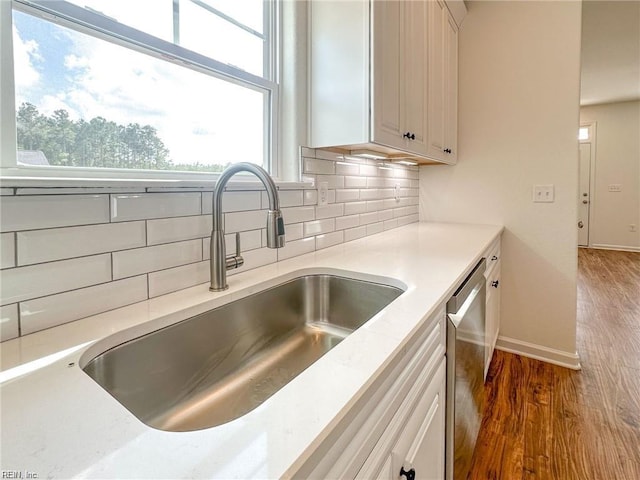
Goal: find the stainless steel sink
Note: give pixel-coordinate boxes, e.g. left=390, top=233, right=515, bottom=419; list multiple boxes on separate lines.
left=82, top=274, right=404, bottom=432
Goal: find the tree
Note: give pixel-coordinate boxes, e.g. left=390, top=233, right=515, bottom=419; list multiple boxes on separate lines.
left=16, top=103, right=177, bottom=171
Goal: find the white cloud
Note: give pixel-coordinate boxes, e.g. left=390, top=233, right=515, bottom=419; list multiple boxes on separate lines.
left=12, top=25, right=41, bottom=97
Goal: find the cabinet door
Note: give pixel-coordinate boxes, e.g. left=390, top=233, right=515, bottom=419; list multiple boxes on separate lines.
left=426, top=0, right=447, bottom=162
left=443, top=12, right=459, bottom=164
left=401, top=0, right=429, bottom=156
left=372, top=0, right=404, bottom=149
left=485, top=268, right=501, bottom=378
left=393, top=362, right=446, bottom=480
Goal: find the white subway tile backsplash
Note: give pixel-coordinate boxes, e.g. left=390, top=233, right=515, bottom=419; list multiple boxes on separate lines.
left=148, top=215, right=211, bottom=246
left=303, top=158, right=335, bottom=175
left=386, top=178, right=410, bottom=188
left=366, top=222, right=384, bottom=236
left=1, top=233, right=15, bottom=269
left=301, top=147, right=316, bottom=158
left=384, top=198, right=400, bottom=209
left=378, top=209, right=394, bottom=222
left=398, top=214, right=419, bottom=226
left=393, top=206, right=412, bottom=218
left=336, top=163, right=360, bottom=176
left=344, top=176, right=367, bottom=188
left=335, top=189, right=360, bottom=203
left=20, top=275, right=148, bottom=335
left=1, top=304, right=19, bottom=342
left=344, top=226, right=367, bottom=242
left=335, top=214, right=360, bottom=231
left=277, top=237, right=315, bottom=261
left=0, top=254, right=112, bottom=306
left=381, top=189, right=395, bottom=199
left=0, top=195, right=109, bottom=233
left=360, top=212, right=379, bottom=225
left=344, top=201, right=367, bottom=215
left=366, top=200, right=385, bottom=212
left=315, top=231, right=344, bottom=250
left=113, top=239, right=202, bottom=279
left=225, top=209, right=268, bottom=233
left=315, top=149, right=344, bottom=161
left=315, top=204, right=344, bottom=219
left=366, top=177, right=385, bottom=188
left=281, top=206, right=315, bottom=225
left=304, top=218, right=335, bottom=237
left=316, top=175, right=345, bottom=189
left=149, top=261, right=210, bottom=298
left=284, top=223, right=304, bottom=242
left=17, top=222, right=146, bottom=266
left=383, top=218, right=399, bottom=231
left=0, top=188, right=14, bottom=196
left=359, top=189, right=381, bottom=201
left=262, top=190, right=303, bottom=208
left=359, top=164, right=378, bottom=176
left=202, top=191, right=262, bottom=215
left=111, top=193, right=201, bottom=222
left=304, top=190, right=318, bottom=205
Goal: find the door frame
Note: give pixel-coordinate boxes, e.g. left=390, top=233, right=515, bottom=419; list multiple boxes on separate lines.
left=579, top=121, right=597, bottom=248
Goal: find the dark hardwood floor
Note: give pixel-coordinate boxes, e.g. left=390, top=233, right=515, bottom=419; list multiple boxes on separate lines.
left=469, top=248, right=640, bottom=479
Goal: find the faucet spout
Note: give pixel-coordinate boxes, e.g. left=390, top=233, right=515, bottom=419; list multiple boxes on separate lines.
left=210, top=163, right=285, bottom=291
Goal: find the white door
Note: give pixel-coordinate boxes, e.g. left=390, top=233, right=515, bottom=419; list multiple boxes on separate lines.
left=578, top=143, right=591, bottom=246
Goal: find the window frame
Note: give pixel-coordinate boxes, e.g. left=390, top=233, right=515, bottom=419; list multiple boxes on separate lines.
left=0, top=0, right=281, bottom=181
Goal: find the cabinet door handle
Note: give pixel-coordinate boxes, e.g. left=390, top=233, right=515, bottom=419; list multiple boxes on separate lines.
left=491, top=255, right=498, bottom=261
left=403, top=132, right=416, bottom=140
left=491, top=280, right=499, bottom=288
left=400, top=467, right=416, bottom=480
left=444, top=148, right=452, bottom=154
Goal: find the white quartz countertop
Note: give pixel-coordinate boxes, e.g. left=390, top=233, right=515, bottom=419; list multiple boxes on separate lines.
left=0, top=222, right=502, bottom=479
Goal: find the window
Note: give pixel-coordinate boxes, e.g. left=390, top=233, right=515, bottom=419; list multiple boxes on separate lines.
left=6, top=0, right=277, bottom=177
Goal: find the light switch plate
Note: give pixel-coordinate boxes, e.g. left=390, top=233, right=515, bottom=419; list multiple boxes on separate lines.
left=533, top=185, right=555, bottom=203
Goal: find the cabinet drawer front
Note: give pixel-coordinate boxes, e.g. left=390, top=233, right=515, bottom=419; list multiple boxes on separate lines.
left=296, top=307, right=446, bottom=479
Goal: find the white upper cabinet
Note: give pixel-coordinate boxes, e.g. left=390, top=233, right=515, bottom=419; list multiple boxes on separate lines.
left=309, top=0, right=465, bottom=165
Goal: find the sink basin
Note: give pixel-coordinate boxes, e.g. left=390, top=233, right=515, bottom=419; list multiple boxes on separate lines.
left=82, top=273, right=404, bottom=432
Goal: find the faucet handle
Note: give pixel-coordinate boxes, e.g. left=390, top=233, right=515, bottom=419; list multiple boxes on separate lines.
left=225, top=232, right=244, bottom=270
left=235, top=231, right=241, bottom=256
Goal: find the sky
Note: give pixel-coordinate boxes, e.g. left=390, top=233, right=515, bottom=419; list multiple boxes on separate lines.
left=13, top=1, right=266, bottom=167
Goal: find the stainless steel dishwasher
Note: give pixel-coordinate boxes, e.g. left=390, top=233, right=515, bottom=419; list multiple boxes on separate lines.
left=445, top=258, right=486, bottom=480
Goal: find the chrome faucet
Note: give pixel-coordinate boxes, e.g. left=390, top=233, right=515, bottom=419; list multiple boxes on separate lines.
left=210, top=162, right=285, bottom=291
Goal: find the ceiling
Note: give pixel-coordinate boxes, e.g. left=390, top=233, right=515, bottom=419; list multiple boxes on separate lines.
left=580, top=0, right=640, bottom=106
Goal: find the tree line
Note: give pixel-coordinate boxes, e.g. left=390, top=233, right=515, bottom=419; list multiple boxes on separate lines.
left=16, top=103, right=227, bottom=172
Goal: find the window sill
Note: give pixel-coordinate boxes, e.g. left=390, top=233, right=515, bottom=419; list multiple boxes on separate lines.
left=0, top=168, right=313, bottom=192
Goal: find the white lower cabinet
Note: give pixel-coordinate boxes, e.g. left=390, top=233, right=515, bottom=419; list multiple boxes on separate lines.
left=294, top=307, right=447, bottom=480
left=483, top=238, right=502, bottom=378
left=356, top=361, right=446, bottom=480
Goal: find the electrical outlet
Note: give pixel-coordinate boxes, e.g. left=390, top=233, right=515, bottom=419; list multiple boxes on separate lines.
left=608, top=184, right=623, bottom=192
left=533, top=185, right=555, bottom=203
left=630, top=224, right=637, bottom=233
left=318, top=182, right=329, bottom=206
left=394, top=184, right=400, bottom=200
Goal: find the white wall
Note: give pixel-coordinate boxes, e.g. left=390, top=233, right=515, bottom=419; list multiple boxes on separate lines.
left=580, top=100, right=640, bottom=250
left=420, top=1, right=582, bottom=368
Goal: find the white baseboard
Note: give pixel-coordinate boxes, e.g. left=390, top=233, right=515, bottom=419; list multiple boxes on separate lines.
left=590, top=244, right=640, bottom=253
left=495, top=336, right=581, bottom=370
